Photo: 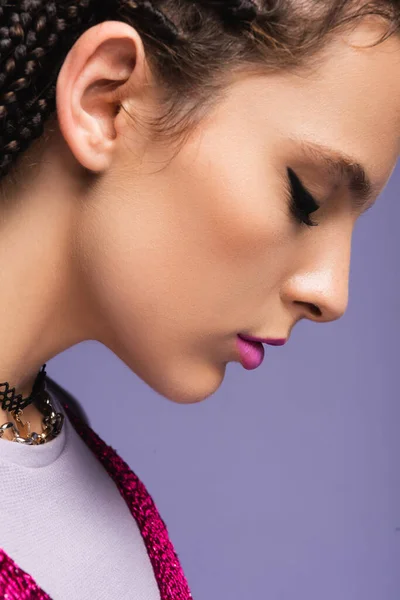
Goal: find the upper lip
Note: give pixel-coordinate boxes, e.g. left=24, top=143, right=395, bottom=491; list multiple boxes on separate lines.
left=238, top=333, right=288, bottom=346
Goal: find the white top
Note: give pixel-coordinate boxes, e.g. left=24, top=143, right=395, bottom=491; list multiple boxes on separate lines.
left=0, top=382, right=161, bottom=600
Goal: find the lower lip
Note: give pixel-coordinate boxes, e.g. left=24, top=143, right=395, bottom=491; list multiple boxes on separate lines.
left=236, top=335, right=265, bottom=370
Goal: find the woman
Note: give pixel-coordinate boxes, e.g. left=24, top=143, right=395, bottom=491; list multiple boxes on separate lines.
left=0, top=0, right=399, bottom=598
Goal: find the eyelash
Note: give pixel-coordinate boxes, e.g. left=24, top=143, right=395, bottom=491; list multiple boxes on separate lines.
left=286, top=167, right=320, bottom=227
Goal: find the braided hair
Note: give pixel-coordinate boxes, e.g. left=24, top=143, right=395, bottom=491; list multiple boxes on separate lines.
left=0, top=0, right=399, bottom=181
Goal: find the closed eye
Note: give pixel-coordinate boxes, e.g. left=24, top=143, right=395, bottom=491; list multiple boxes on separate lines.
left=286, top=167, right=321, bottom=228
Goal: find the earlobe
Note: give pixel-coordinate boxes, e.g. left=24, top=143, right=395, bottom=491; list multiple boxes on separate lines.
left=56, top=22, right=145, bottom=173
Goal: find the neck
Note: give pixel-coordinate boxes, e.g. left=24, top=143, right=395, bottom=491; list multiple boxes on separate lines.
left=0, top=127, right=97, bottom=439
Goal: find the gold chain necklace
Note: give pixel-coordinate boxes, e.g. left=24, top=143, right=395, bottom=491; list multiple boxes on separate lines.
left=0, top=392, right=64, bottom=444
left=0, top=365, right=64, bottom=445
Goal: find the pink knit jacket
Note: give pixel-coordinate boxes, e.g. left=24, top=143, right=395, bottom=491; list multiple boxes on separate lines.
left=0, top=392, right=193, bottom=600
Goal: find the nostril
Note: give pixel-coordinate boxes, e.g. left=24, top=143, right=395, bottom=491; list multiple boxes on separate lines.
left=309, top=303, right=322, bottom=317
left=294, top=301, right=322, bottom=318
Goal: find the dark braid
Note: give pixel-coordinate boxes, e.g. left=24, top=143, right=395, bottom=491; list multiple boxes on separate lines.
left=0, top=0, right=97, bottom=174
left=0, top=0, right=184, bottom=178
left=196, top=0, right=258, bottom=25
left=116, top=1, right=181, bottom=44
left=0, top=0, right=399, bottom=182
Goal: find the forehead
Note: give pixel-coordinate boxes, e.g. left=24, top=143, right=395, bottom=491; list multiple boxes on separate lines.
left=229, top=19, right=400, bottom=192
left=283, top=21, right=400, bottom=183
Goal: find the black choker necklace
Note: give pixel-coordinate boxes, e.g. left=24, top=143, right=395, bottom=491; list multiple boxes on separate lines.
left=0, top=364, right=48, bottom=413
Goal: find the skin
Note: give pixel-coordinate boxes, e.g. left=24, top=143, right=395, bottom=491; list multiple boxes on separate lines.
left=0, top=17, right=399, bottom=438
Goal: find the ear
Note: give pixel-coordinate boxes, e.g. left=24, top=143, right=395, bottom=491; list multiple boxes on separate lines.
left=56, top=21, right=147, bottom=172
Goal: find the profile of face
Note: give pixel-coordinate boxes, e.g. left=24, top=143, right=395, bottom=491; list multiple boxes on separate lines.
left=34, top=18, right=399, bottom=404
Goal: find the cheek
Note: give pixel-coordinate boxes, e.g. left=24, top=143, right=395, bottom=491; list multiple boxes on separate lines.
left=167, top=137, right=293, bottom=274
left=79, top=140, right=293, bottom=345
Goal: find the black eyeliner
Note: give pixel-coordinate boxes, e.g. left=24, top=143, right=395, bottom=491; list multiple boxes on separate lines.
left=287, top=167, right=320, bottom=227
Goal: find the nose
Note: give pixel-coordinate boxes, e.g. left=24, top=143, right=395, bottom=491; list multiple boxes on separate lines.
left=282, top=239, right=351, bottom=324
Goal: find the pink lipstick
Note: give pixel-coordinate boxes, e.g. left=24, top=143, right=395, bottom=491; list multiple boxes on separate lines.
left=236, top=334, right=287, bottom=371
left=238, top=334, right=287, bottom=346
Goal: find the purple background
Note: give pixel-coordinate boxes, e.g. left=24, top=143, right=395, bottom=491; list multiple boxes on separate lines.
left=48, top=165, right=400, bottom=599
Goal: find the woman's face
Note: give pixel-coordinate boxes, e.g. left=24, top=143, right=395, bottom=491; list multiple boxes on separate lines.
left=72, top=22, right=400, bottom=403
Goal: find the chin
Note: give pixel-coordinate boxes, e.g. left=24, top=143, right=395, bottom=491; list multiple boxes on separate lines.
left=113, top=339, right=228, bottom=404
left=142, top=359, right=227, bottom=405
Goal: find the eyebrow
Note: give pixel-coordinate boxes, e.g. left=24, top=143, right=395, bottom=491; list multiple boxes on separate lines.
left=293, top=138, right=378, bottom=213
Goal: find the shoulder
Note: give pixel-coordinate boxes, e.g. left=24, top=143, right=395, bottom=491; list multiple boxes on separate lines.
left=45, top=375, right=91, bottom=428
